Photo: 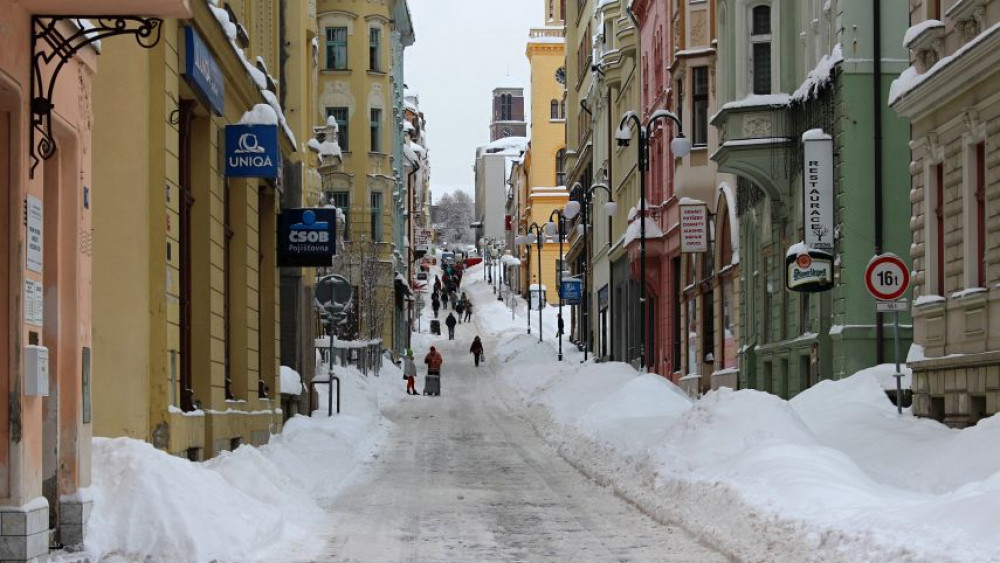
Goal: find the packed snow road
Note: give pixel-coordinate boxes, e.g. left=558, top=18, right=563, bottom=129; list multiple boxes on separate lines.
left=311, top=312, right=728, bottom=563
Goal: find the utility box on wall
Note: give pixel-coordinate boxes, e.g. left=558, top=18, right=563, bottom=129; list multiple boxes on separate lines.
left=25, top=345, right=49, bottom=396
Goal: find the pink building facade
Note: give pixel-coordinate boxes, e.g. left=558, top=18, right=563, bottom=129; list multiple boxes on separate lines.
left=0, top=2, right=188, bottom=559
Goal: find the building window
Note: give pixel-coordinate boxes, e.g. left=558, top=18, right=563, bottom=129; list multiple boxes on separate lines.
left=577, top=24, right=592, bottom=80
left=555, top=148, right=566, bottom=186
left=326, top=107, right=349, bottom=152
left=551, top=99, right=560, bottom=119
left=325, top=27, right=348, bottom=70
left=329, top=191, right=350, bottom=240
left=976, top=142, right=986, bottom=287
left=370, top=191, right=383, bottom=242
left=370, top=108, right=382, bottom=153
left=499, top=94, right=512, bottom=121
left=692, top=66, right=709, bottom=146
left=750, top=5, right=772, bottom=95
left=369, top=27, right=382, bottom=71
left=560, top=99, right=566, bottom=119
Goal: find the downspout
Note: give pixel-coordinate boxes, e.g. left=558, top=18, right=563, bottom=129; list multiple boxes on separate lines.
left=407, top=158, right=421, bottom=352
left=873, top=0, right=885, bottom=363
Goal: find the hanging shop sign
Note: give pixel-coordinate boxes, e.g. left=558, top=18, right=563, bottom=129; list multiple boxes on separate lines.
left=183, top=26, right=224, bottom=115
left=560, top=277, right=582, bottom=305
left=680, top=201, right=709, bottom=253
left=802, top=129, right=834, bottom=251
left=277, top=208, right=337, bottom=267
left=785, top=247, right=834, bottom=293
left=225, top=124, right=281, bottom=178
left=414, top=227, right=431, bottom=253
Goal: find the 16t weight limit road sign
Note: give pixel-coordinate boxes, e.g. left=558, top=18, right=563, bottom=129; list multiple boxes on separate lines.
left=865, top=253, right=910, bottom=301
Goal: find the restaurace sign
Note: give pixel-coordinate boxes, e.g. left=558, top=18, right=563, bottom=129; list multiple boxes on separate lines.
left=802, top=129, right=833, bottom=251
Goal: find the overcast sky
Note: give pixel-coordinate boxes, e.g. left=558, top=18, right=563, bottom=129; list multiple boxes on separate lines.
left=405, top=0, right=538, bottom=201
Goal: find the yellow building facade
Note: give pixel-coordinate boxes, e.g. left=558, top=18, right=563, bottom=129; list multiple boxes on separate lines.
left=316, top=0, right=398, bottom=347
left=92, top=1, right=291, bottom=459
left=518, top=2, right=567, bottom=305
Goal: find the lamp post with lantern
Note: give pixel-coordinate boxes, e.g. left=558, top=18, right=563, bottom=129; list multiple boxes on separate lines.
left=615, top=110, right=691, bottom=372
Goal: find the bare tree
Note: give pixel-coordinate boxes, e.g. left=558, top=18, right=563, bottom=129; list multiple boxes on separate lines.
left=434, top=191, right=475, bottom=245
left=332, top=235, right=393, bottom=343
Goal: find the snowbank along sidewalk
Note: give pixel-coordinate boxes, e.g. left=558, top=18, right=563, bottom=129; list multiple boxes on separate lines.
left=460, top=266, right=1000, bottom=563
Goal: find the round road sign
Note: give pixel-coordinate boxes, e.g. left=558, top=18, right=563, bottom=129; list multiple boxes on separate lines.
left=865, top=253, right=910, bottom=301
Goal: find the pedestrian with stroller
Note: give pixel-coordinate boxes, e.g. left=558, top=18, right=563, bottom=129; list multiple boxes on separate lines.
left=403, top=349, right=418, bottom=395
left=464, top=300, right=473, bottom=322
left=423, top=346, right=442, bottom=396
left=470, top=336, right=484, bottom=367
left=431, top=294, right=440, bottom=318
left=445, top=312, right=458, bottom=340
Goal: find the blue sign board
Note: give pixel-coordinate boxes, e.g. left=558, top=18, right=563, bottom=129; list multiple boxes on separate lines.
left=184, top=26, right=225, bottom=115
left=560, top=278, right=582, bottom=305
left=277, top=208, right=338, bottom=267
left=225, top=124, right=281, bottom=178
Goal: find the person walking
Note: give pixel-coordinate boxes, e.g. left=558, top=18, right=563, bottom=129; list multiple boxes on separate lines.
left=470, top=336, right=484, bottom=367
left=433, top=276, right=441, bottom=294
left=403, top=349, right=418, bottom=395
left=431, top=294, right=440, bottom=318
left=441, top=290, right=450, bottom=310
left=556, top=313, right=564, bottom=337
left=445, top=312, right=458, bottom=340
left=464, top=300, right=473, bottom=322
left=423, top=346, right=443, bottom=396
left=454, top=299, right=465, bottom=323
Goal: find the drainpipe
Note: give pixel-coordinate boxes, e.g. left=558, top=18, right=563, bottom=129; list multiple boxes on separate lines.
left=873, top=0, right=885, bottom=363
left=407, top=158, right=420, bottom=352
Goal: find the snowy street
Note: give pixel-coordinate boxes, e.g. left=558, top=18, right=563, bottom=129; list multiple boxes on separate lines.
left=313, top=304, right=726, bottom=562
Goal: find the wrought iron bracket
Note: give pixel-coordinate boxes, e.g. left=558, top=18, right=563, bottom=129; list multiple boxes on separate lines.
left=30, top=16, right=163, bottom=178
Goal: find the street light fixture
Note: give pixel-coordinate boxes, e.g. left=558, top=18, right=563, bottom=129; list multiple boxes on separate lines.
left=568, top=181, right=616, bottom=363
left=547, top=207, right=572, bottom=361
left=618, top=108, right=690, bottom=373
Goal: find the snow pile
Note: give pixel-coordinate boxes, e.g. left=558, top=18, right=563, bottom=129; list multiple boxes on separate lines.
left=279, top=365, right=303, bottom=395
left=238, top=103, right=279, bottom=126
left=790, top=44, right=843, bottom=102
left=495, top=325, right=1000, bottom=561
left=83, top=362, right=405, bottom=562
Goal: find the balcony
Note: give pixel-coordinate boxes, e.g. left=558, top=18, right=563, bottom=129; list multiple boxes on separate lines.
left=710, top=94, right=795, bottom=201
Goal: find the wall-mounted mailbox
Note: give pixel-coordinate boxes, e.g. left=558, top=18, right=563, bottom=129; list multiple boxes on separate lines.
left=25, top=345, right=49, bottom=397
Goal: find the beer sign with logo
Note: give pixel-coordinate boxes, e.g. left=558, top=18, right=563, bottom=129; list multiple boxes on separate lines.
left=277, top=208, right=337, bottom=267
left=785, top=244, right=834, bottom=293
left=226, top=124, right=281, bottom=178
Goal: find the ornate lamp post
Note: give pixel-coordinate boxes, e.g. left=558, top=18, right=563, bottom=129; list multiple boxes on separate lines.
left=616, top=110, right=691, bottom=373
left=520, top=222, right=546, bottom=343
left=566, top=183, right=617, bottom=363
left=546, top=209, right=572, bottom=361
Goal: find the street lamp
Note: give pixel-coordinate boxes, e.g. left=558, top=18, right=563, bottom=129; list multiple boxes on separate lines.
left=546, top=208, right=572, bottom=361
left=617, top=109, right=691, bottom=373
left=520, top=223, right=546, bottom=343
left=567, top=182, right=617, bottom=363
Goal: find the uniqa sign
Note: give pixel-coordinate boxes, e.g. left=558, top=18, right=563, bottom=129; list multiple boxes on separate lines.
left=277, top=208, right=337, bottom=267
left=785, top=247, right=834, bottom=293
left=183, top=27, right=225, bottom=116
left=802, top=129, right=834, bottom=251
left=225, top=124, right=281, bottom=178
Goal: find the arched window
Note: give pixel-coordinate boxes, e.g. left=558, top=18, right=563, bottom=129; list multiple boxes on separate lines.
left=499, top=93, right=512, bottom=121
left=750, top=5, right=772, bottom=94
left=555, top=148, right=566, bottom=185
left=550, top=99, right=559, bottom=119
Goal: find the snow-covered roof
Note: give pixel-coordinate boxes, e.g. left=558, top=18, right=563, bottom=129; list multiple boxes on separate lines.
left=238, top=104, right=278, bottom=126
left=789, top=44, right=843, bottom=103
left=621, top=218, right=664, bottom=247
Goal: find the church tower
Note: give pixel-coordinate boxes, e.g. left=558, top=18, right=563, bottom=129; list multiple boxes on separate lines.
left=489, top=76, right=527, bottom=141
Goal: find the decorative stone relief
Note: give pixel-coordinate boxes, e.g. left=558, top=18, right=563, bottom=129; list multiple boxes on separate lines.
left=320, top=81, right=355, bottom=119
left=691, top=11, right=707, bottom=46
left=369, top=83, right=385, bottom=110
left=742, top=115, right=773, bottom=138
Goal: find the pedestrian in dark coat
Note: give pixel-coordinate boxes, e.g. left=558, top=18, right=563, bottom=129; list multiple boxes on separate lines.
left=464, top=301, right=473, bottom=322
left=441, top=290, right=450, bottom=309
left=434, top=276, right=441, bottom=293
left=431, top=295, right=440, bottom=318
left=455, top=300, right=465, bottom=323
left=470, top=336, right=484, bottom=367
left=556, top=313, right=564, bottom=337
left=445, top=313, right=458, bottom=340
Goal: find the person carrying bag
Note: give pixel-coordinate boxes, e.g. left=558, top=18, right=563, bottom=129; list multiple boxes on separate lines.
left=470, top=336, right=484, bottom=367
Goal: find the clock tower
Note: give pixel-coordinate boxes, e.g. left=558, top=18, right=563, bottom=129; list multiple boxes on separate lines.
left=489, top=76, right=527, bottom=141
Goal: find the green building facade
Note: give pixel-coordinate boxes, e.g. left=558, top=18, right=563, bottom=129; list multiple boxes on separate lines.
left=712, top=0, right=912, bottom=397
